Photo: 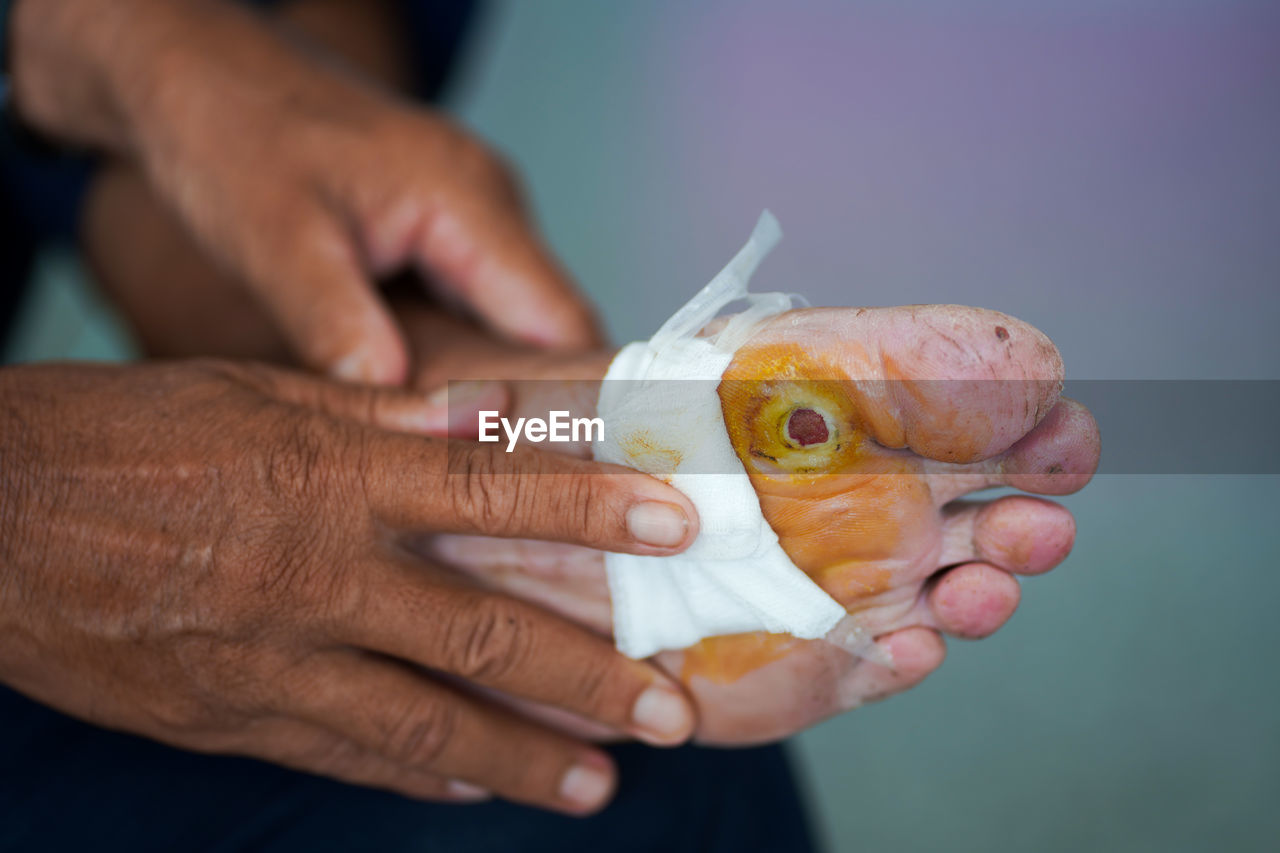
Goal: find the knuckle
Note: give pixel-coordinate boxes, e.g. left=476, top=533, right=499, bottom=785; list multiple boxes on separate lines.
left=142, top=692, right=222, bottom=738
left=535, top=468, right=614, bottom=548
left=290, top=734, right=363, bottom=777
left=141, top=648, right=272, bottom=741
left=445, top=132, right=521, bottom=203
left=445, top=446, right=613, bottom=545
left=446, top=444, right=516, bottom=533
left=248, top=418, right=363, bottom=605
left=443, top=595, right=531, bottom=683
left=383, top=695, right=457, bottom=769
left=551, top=473, right=605, bottom=544
left=262, top=415, right=337, bottom=504
left=569, top=654, right=617, bottom=718
left=454, top=137, right=504, bottom=182
left=293, top=215, right=348, bottom=266
left=182, top=357, right=257, bottom=389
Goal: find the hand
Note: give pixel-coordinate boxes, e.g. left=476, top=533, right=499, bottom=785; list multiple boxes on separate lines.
left=0, top=361, right=699, bottom=813
left=11, top=0, right=600, bottom=383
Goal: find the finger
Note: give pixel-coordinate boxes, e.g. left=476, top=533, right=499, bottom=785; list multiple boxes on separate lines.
left=921, top=562, right=1021, bottom=639
left=418, top=177, right=605, bottom=349
left=938, top=496, right=1077, bottom=575
left=242, top=365, right=702, bottom=553
left=342, top=559, right=694, bottom=747
left=245, top=206, right=409, bottom=384
left=927, top=398, right=1101, bottom=505
left=231, top=715, right=489, bottom=803
left=367, top=437, right=701, bottom=555
left=295, top=650, right=619, bottom=814
left=236, top=362, right=509, bottom=438
left=424, top=534, right=612, bottom=633
left=457, top=681, right=623, bottom=743
left=420, top=381, right=515, bottom=440
left=837, top=627, right=946, bottom=707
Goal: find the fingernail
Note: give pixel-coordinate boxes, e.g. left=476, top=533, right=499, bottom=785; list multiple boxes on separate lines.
left=445, top=779, right=492, bottom=801
left=631, top=685, right=692, bottom=744
left=333, top=346, right=400, bottom=386
left=333, top=349, right=372, bottom=383
left=626, top=502, right=689, bottom=548
left=426, top=380, right=493, bottom=406
left=559, top=761, right=613, bottom=812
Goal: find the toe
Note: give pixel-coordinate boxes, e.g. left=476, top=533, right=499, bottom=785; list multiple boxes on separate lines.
left=938, top=495, right=1076, bottom=574
left=836, top=627, right=947, bottom=707
left=873, top=306, right=1065, bottom=464
left=733, top=305, right=1066, bottom=464
left=928, top=397, right=1101, bottom=505
left=999, top=398, right=1101, bottom=495
left=923, top=562, right=1021, bottom=639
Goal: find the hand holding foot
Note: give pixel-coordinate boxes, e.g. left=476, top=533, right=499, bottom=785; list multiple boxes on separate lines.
left=0, top=360, right=700, bottom=813
left=405, top=300, right=1100, bottom=743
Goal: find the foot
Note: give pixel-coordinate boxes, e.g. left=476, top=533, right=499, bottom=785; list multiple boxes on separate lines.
left=401, top=301, right=1100, bottom=744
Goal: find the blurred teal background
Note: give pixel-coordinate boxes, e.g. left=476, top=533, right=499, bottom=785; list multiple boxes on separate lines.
left=8, top=1, right=1279, bottom=850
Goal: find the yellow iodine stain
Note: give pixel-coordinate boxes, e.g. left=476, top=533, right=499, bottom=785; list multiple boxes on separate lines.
left=615, top=430, right=682, bottom=482
left=719, top=346, right=863, bottom=482
left=809, top=560, right=896, bottom=607
left=675, top=342, right=934, bottom=683
left=680, top=632, right=803, bottom=684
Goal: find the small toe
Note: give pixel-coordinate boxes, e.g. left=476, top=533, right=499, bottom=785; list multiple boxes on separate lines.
left=837, top=627, right=947, bottom=707
left=923, top=562, right=1021, bottom=639
left=938, top=495, right=1076, bottom=574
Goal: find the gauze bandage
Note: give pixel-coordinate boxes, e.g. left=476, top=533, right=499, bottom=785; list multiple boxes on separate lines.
left=595, top=211, right=857, bottom=660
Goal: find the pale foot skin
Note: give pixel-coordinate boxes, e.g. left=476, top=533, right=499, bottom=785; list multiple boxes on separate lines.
left=397, top=302, right=1101, bottom=745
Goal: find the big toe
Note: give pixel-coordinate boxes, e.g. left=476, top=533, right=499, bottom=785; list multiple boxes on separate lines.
left=728, top=305, right=1066, bottom=465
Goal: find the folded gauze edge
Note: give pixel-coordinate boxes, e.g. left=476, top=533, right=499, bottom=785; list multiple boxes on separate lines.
left=595, top=211, right=887, bottom=666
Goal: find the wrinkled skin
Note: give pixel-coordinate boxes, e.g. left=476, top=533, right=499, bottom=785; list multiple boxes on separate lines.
left=77, top=154, right=1101, bottom=744
left=399, top=303, right=1100, bottom=744
left=0, top=360, right=705, bottom=813
left=35, top=0, right=1098, bottom=795
left=62, top=0, right=1101, bottom=753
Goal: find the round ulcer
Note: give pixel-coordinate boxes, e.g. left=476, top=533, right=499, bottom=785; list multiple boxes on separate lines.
left=786, top=408, right=830, bottom=446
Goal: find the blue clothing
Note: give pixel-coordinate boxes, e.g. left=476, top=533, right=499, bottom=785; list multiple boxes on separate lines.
left=0, top=685, right=818, bottom=853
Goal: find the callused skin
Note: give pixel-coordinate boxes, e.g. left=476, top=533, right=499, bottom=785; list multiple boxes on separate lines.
left=405, top=303, right=1101, bottom=744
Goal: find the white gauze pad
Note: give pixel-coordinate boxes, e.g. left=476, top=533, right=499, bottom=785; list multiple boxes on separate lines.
left=594, top=211, right=850, bottom=660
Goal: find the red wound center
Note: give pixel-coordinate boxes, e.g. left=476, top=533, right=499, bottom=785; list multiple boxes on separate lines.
left=786, top=408, right=829, bottom=446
